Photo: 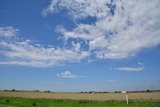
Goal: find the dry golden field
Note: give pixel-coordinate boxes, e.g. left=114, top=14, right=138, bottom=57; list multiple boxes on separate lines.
left=0, top=91, right=160, bottom=100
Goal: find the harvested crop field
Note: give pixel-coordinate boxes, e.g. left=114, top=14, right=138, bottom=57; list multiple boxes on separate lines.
left=0, top=91, right=160, bottom=100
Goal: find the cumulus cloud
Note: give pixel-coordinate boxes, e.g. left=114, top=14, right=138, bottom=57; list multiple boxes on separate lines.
left=0, top=40, right=89, bottom=68
left=57, top=71, right=77, bottom=79
left=0, top=26, right=89, bottom=68
left=1, top=0, right=160, bottom=68
left=44, top=0, right=160, bottom=59
left=117, top=66, right=144, bottom=72
left=0, top=26, right=19, bottom=38
left=43, top=0, right=111, bottom=19
left=57, top=71, right=85, bottom=79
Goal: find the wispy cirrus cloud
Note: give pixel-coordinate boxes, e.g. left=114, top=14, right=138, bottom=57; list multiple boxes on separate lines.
left=0, top=26, right=19, bottom=38
left=44, top=0, right=160, bottom=59
left=116, top=61, right=144, bottom=72
left=117, top=66, right=144, bottom=72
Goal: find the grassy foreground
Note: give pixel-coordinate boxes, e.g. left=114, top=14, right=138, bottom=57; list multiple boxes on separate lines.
left=0, top=97, right=160, bottom=107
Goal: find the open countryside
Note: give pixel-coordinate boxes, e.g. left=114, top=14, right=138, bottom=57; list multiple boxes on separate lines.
left=0, top=91, right=160, bottom=100
left=0, top=91, right=160, bottom=107
left=0, top=0, right=160, bottom=106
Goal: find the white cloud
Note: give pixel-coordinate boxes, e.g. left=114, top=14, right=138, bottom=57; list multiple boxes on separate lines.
left=45, top=0, right=160, bottom=59
left=0, top=26, right=19, bottom=38
left=0, top=39, right=89, bottom=68
left=1, top=0, right=160, bottom=68
left=57, top=71, right=77, bottom=79
left=117, top=66, right=144, bottom=72
left=57, top=71, right=84, bottom=79
left=42, top=0, right=59, bottom=17
left=87, top=59, right=94, bottom=63
left=42, top=0, right=110, bottom=19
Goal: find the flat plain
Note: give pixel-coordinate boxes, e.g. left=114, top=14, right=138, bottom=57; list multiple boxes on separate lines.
left=0, top=92, right=160, bottom=107
left=0, top=91, right=160, bottom=100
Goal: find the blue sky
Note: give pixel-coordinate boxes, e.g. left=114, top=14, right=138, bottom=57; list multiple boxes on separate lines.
left=0, top=0, right=160, bottom=92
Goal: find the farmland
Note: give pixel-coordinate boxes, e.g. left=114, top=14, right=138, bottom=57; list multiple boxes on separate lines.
left=0, top=91, right=160, bottom=100
left=0, top=92, right=160, bottom=107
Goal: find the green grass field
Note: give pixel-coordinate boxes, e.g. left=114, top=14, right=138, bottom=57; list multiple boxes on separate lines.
left=0, top=97, right=160, bottom=107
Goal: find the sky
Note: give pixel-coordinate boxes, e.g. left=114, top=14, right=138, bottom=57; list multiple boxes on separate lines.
left=0, top=0, right=160, bottom=92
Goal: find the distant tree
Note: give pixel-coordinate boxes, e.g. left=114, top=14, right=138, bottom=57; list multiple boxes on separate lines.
left=33, top=90, right=39, bottom=92
left=12, top=89, right=16, bottom=92
left=146, top=89, right=151, bottom=92
left=44, top=90, right=51, bottom=93
left=115, top=91, right=121, bottom=93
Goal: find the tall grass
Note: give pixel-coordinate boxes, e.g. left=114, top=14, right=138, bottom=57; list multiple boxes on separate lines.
left=0, top=96, right=160, bottom=107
